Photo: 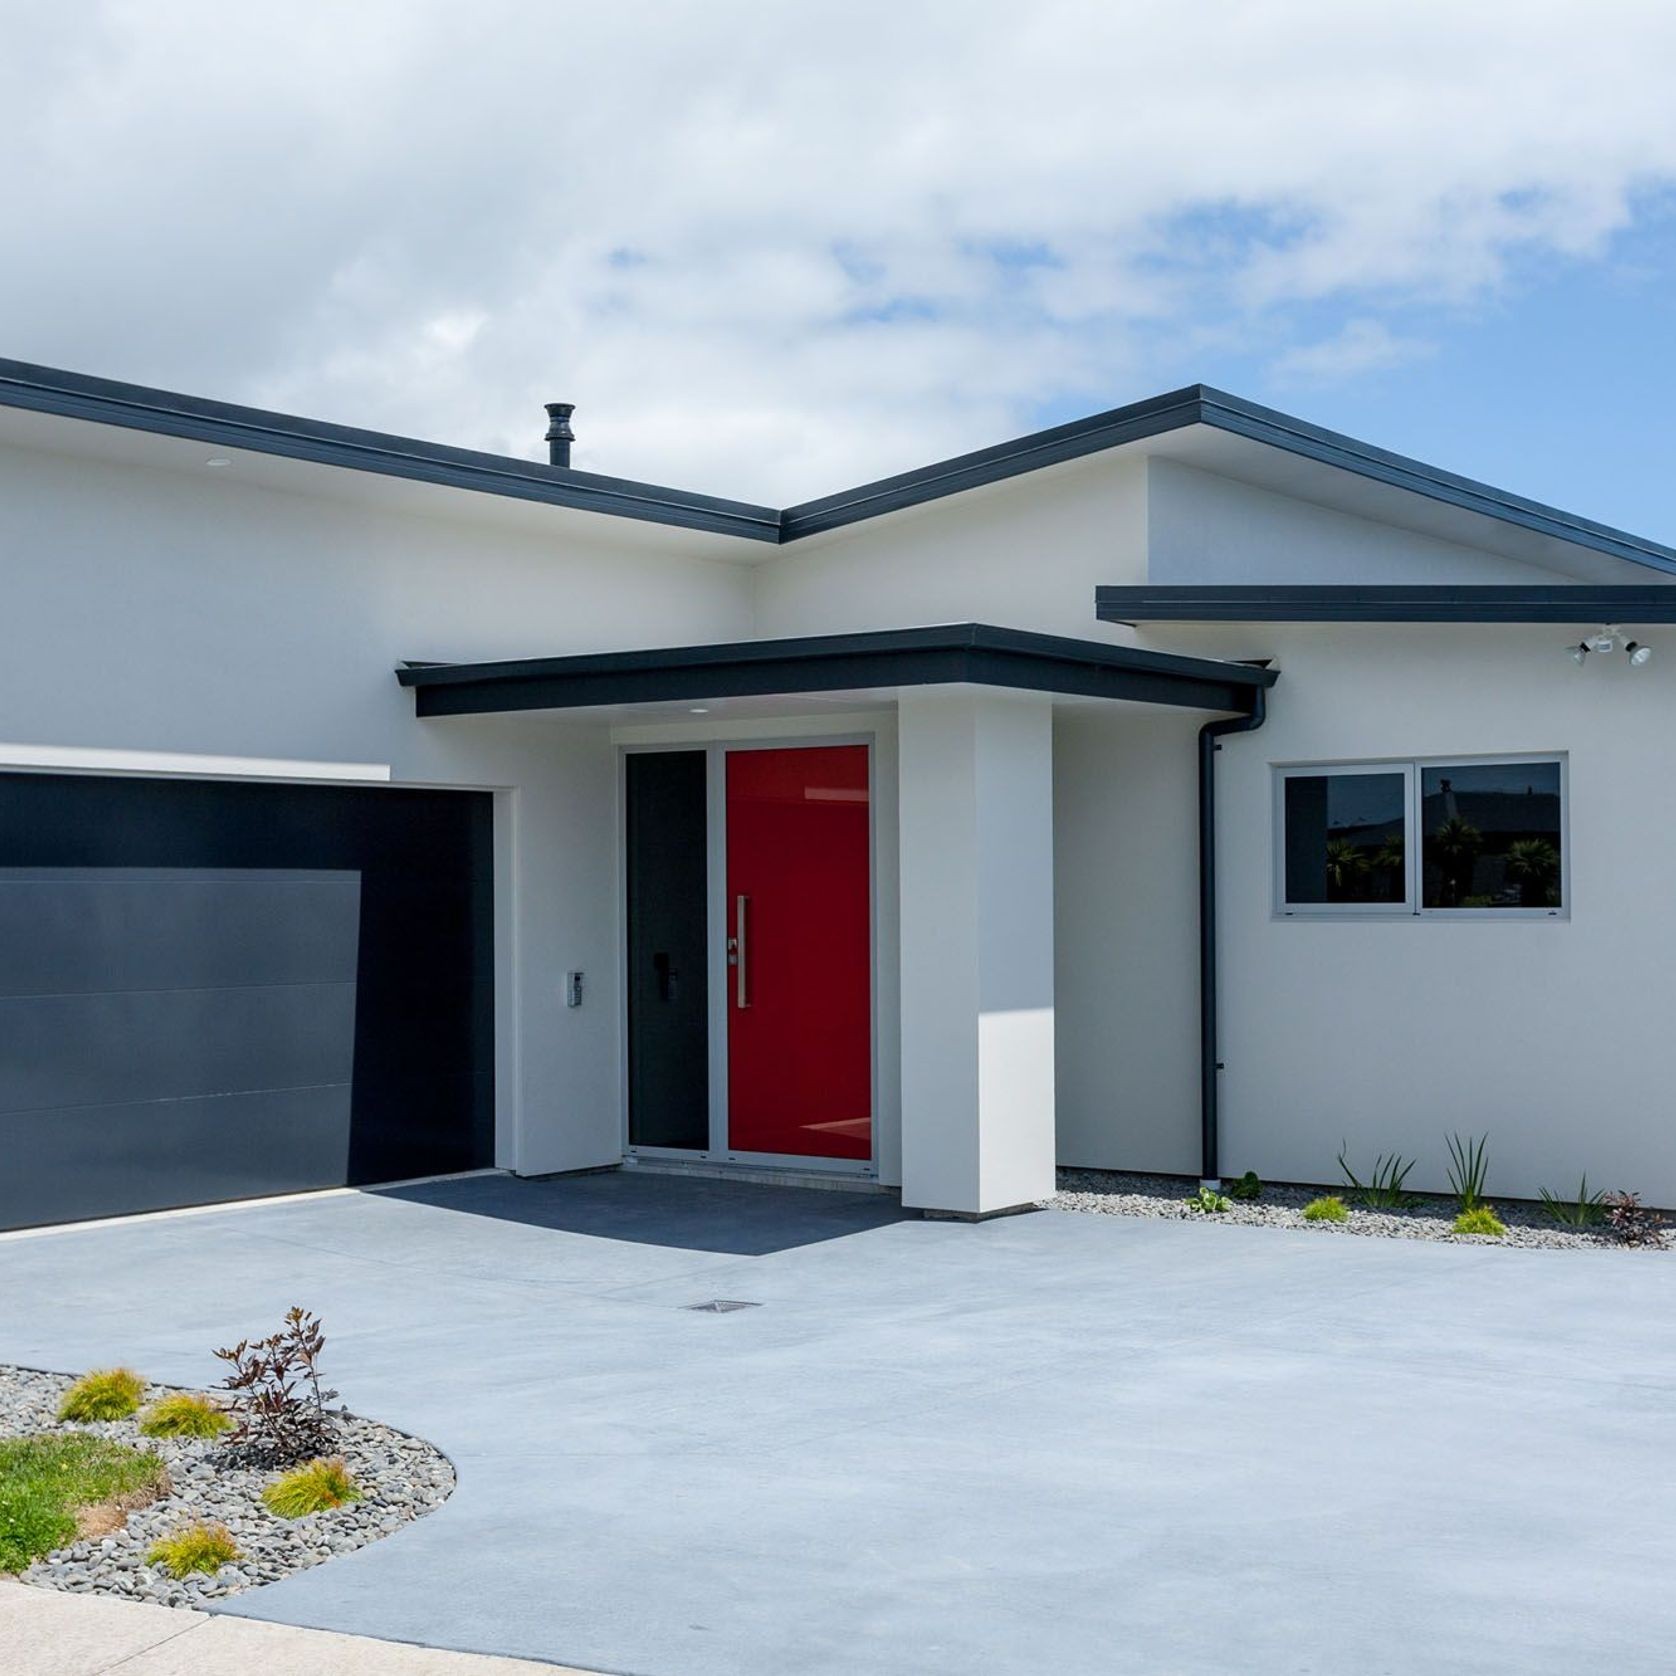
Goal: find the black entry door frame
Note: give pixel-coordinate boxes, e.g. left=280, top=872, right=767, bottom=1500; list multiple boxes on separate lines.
left=616, top=736, right=882, bottom=1178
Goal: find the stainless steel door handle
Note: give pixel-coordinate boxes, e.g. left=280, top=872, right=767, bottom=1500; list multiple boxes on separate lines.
left=733, top=894, right=749, bottom=1008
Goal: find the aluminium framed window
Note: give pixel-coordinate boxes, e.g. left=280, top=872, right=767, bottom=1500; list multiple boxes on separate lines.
left=1275, top=754, right=1566, bottom=919
left=1275, top=762, right=1415, bottom=915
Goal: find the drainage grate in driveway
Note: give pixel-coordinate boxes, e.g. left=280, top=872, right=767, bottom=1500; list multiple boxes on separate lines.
left=684, top=1299, right=762, bottom=1313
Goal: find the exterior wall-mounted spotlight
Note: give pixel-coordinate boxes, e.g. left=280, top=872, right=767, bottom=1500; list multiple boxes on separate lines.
left=1567, top=627, right=1654, bottom=666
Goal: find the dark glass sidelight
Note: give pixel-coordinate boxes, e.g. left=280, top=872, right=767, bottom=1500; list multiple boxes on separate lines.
left=1282, top=771, right=1407, bottom=906
left=1421, top=762, right=1563, bottom=910
left=625, top=752, right=711, bottom=1149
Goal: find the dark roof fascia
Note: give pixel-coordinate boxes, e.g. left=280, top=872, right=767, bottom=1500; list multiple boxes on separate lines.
left=8, top=356, right=1673, bottom=573
left=1097, top=584, right=1676, bottom=624
left=778, top=387, right=1206, bottom=540
left=396, top=622, right=1278, bottom=718
left=785, top=386, right=1676, bottom=573
left=0, top=358, right=781, bottom=543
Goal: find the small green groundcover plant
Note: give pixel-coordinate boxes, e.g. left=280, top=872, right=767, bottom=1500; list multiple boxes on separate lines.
left=1226, top=1171, right=1262, bottom=1202
left=0, top=1434, right=166, bottom=1572
left=146, top=1520, right=240, bottom=1580
left=57, top=1368, right=146, bottom=1424
left=262, top=1456, right=362, bottom=1520
left=1302, top=1195, right=1349, bottom=1223
left=1184, top=1185, right=1230, bottom=1214
left=1453, top=1206, right=1507, bottom=1237
left=139, top=1392, right=233, bottom=1440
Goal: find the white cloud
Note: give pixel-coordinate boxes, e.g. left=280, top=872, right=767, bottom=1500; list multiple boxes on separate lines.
left=1271, top=319, right=1435, bottom=385
left=1, top=0, right=1673, bottom=499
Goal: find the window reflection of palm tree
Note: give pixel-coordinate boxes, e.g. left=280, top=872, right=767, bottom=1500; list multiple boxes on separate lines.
left=1373, top=834, right=1404, bottom=902
left=1324, top=838, right=1370, bottom=901
left=1505, top=838, right=1560, bottom=908
left=1433, top=816, right=1482, bottom=906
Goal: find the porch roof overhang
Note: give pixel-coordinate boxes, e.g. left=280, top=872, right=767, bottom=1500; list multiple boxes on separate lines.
left=396, top=623, right=1277, bottom=718
left=1097, top=584, right=1676, bottom=625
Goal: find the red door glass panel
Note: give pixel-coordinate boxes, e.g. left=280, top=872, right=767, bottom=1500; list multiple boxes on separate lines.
left=725, top=745, right=871, bottom=1159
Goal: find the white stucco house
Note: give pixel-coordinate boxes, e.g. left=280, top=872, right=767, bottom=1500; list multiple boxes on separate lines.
left=2, top=355, right=1672, bottom=1230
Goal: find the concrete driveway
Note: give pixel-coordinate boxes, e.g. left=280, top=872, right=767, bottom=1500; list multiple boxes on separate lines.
left=1, top=1172, right=1671, bottom=1676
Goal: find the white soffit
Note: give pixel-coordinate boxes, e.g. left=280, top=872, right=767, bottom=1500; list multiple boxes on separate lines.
left=1141, top=426, right=1676, bottom=587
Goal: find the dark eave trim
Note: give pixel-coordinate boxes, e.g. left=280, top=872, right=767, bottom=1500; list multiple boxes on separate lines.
left=0, top=358, right=781, bottom=543
left=782, top=386, right=1676, bottom=573
left=396, top=623, right=1277, bottom=718
left=1097, top=585, right=1676, bottom=625
left=778, top=388, right=1205, bottom=539
left=7, top=358, right=1672, bottom=571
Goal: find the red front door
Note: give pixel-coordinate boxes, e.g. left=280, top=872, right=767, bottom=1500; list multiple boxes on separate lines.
left=725, top=745, right=871, bottom=1160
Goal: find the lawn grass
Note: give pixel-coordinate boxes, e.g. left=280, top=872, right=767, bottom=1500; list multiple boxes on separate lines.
left=0, top=1434, right=167, bottom=1571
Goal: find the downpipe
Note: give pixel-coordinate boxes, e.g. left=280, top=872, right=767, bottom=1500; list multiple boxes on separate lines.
left=1197, top=689, right=1267, bottom=1189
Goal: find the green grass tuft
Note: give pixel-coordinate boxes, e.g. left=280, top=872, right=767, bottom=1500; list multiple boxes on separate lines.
left=57, top=1368, right=146, bottom=1423
left=261, top=1456, right=362, bottom=1519
left=0, top=1434, right=166, bottom=1572
left=1453, top=1205, right=1507, bottom=1237
left=138, top=1392, right=232, bottom=1440
left=1302, top=1195, right=1349, bottom=1223
left=146, top=1521, right=239, bottom=1579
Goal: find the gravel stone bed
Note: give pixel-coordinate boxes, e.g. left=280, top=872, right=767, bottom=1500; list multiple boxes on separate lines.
left=1050, top=1168, right=1668, bottom=1251
left=2, top=1365, right=454, bottom=1608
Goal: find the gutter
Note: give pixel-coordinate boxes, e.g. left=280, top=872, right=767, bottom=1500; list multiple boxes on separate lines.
left=1197, top=686, right=1269, bottom=1188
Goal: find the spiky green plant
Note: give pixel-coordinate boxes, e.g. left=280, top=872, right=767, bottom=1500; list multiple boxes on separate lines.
left=1453, top=1206, right=1507, bottom=1237
left=1538, top=1177, right=1607, bottom=1229
left=57, top=1369, right=146, bottom=1423
left=1303, top=1195, right=1349, bottom=1223
left=146, top=1521, right=239, bottom=1579
left=1337, top=1144, right=1419, bottom=1210
left=138, top=1393, right=233, bottom=1440
left=261, top=1456, right=362, bottom=1519
left=1445, top=1132, right=1490, bottom=1212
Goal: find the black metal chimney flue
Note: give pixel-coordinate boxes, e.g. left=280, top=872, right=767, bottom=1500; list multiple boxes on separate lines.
left=544, top=401, right=576, bottom=468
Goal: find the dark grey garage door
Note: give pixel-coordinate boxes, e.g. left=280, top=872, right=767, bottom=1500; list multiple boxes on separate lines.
left=0, top=773, right=493, bottom=1230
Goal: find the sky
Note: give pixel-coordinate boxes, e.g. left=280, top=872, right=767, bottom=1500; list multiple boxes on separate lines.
left=3, top=1, right=1675, bottom=533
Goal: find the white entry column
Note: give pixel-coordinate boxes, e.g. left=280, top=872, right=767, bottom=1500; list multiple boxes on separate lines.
left=897, top=687, right=1056, bottom=1217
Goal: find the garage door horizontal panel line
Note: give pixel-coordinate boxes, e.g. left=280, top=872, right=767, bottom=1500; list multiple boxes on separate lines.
left=0, top=979, right=361, bottom=1001
left=0, top=1080, right=355, bottom=1122
left=0, top=878, right=363, bottom=891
